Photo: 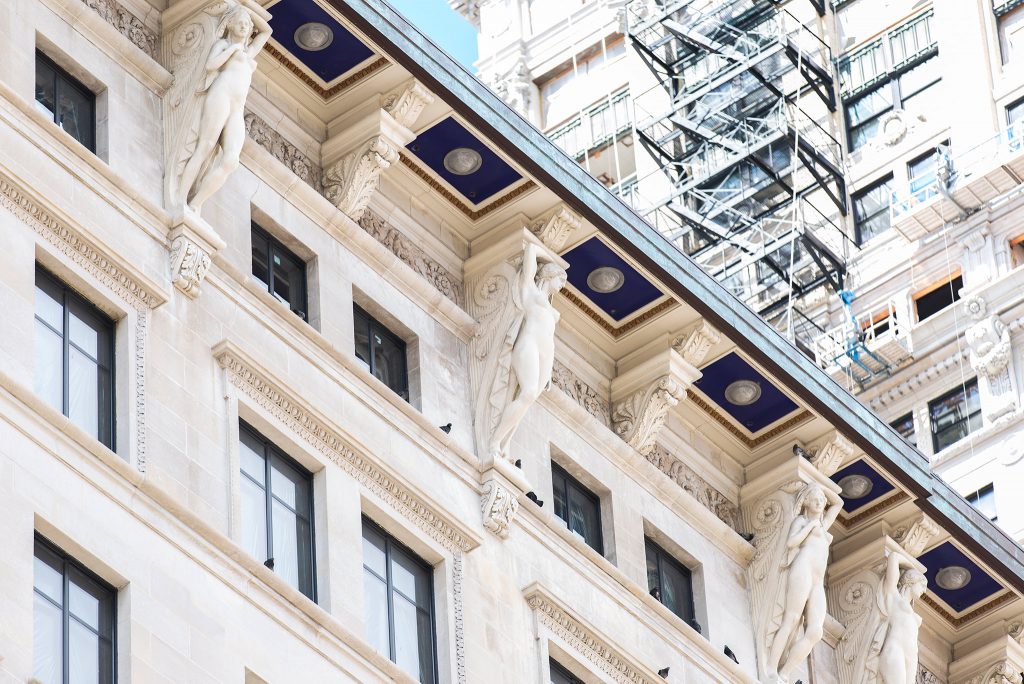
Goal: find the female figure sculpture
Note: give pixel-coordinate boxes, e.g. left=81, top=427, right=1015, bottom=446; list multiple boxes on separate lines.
left=873, top=553, right=927, bottom=683
left=767, top=482, right=843, bottom=682
left=485, top=242, right=567, bottom=461
left=176, top=5, right=271, bottom=212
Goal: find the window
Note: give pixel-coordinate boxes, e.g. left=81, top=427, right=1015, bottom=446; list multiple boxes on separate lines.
left=906, top=143, right=949, bottom=200
left=1009, top=97, right=1024, bottom=126
left=35, top=267, right=115, bottom=448
left=35, top=52, right=95, bottom=152
left=852, top=175, right=893, bottom=244
left=840, top=13, right=940, bottom=151
left=914, top=274, right=962, bottom=322
left=929, top=379, right=981, bottom=452
left=890, top=413, right=916, bottom=448
left=645, top=537, right=695, bottom=624
left=239, top=423, right=315, bottom=600
left=353, top=304, right=409, bottom=401
left=362, top=518, right=436, bottom=683
left=550, top=659, right=585, bottom=684
left=251, top=224, right=308, bottom=320
left=33, top=536, right=115, bottom=684
left=998, top=4, right=1024, bottom=64
left=966, top=483, right=998, bottom=522
left=551, top=462, right=604, bottom=554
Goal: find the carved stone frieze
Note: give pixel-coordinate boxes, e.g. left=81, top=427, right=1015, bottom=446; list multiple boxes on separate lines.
left=82, top=0, right=158, bottom=58
left=961, top=662, right=1023, bottom=684
left=358, top=211, right=464, bottom=307
left=550, top=360, right=611, bottom=426
left=323, top=135, right=400, bottom=221
left=524, top=587, right=660, bottom=684
left=528, top=205, right=581, bottom=253
left=480, top=477, right=518, bottom=539
left=647, top=445, right=739, bottom=530
left=672, top=320, right=721, bottom=366
left=244, top=111, right=323, bottom=191
left=964, top=296, right=1019, bottom=421
left=917, top=665, right=940, bottom=684
left=382, top=80, right=434, bottom=129
left=612, top=376, right=686, bottom=456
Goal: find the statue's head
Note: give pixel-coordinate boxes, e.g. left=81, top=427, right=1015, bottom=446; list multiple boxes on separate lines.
left=536, top=262, right=567, bottom=296
left=223, top=6, right=254, bottom=40
left=898, top=568, right=928, bottom=601
left=800, top=483, right=828, bottom=518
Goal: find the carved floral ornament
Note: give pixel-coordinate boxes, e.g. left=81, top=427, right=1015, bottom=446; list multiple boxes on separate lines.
left=480, top=478, right=518, bottom=539
left=82, top=0, right=158, bottom=58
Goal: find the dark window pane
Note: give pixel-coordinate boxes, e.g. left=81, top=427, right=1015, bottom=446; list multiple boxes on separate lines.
left=251, top=230, right=269, bottom=287
left=238, top=423, right=315, bottom=600
left=853, top=175, right=893, bottom=244
left=1009, top=98, right=1024, bottom=126
left=890, top=413, right=916, bottom=448
left=361, top=518, right=436, bottom=683
left=645, top=537, right=695, bottom=623
left=354, top=305, right=409, bottom=401
left=34, top=268, right=114, bottom=449
left=967, top=484, right=997, bottom=521
left=35, top=58, right=56, bottom=119
left=929, top=379, right=980, bottom=451
left=250, top=225, right=307, bottom=319
left=550, top=660, right=584, bottom=684
left=35, top=53, right=95, bottom=152
left=915, top=275, right=962, bottom=321
left=550, top=464, right=603, bottom=554
left=33, top=536, right=115, bottom=684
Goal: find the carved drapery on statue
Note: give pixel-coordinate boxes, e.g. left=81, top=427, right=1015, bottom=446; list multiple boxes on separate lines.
left=470, top=241, right=567, bottom=465
left=748, top=478, right=844, bottom=684
left=163, top=0, right=271, bottom=213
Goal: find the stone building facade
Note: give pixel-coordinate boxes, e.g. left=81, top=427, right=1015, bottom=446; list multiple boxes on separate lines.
left=0, top=1, right=1023, bottom=684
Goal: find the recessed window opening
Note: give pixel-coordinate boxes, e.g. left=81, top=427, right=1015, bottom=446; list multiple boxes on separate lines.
left=361, top=517, right=437, bottom=683
left=33, top=535, right=116, bottom=684
left=890, top=412, right=916, bottom=448
left=645, top=537, right=695, bottom=625
left=353, top=304, right=409, bottom=401
left=914, top=273, right=962, bottom=322
left=35, top=51, right=96, bottom=152
left=35, top=266, right=115, bottom=448
left=551, top=462, right=604, bottom=555
left=549, top=659, right=585, bottom=684
left=966, top=483, right=997, bottom=522
left=928, top=379, right=981, bottom=452
left=852, top=175, right=893, bottom=245
left=251, top=223, right=308, bottom=320
left=238, top=422, right=316, bottom=600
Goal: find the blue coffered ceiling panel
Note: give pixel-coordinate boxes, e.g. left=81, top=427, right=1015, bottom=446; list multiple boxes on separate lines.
left=918, top=542, right=1002, bottom=612
left=406, top=117, right=523, bottom=203
left=694, top=352, right=798, bottom=432
left=269, top=0, right=374, bottom=83
left=830, top=459, right=896, bottom=512
left=561, top=238, right=663, bottom=321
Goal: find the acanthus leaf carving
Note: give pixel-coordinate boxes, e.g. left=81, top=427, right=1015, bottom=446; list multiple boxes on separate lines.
left=82, top=0, right=158, bottom=58
left=480, top=478, right=519, bottom=539
left=528, top=205, right=581, bottom=253
left=169, top=233, right=212, bottom=299
left=612, top=376, right=686, bottom=456
left=322, top=135, right=399, bottom=221
left=646, top=445, right=739, bottom=530
left=550, top=360, right=610, bottom=426
left=891, top=515, right=939, bottom=557
left=672, top=320, right=721, bottom=367
left=382, top=80, right=434, bottom=129
left=244, top=111, right=323, bottom=191
left=808, top=431, right=855, bottom=478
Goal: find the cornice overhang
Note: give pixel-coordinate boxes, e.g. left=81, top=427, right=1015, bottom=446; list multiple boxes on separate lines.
left=324, top=0, right=1024, bottom=592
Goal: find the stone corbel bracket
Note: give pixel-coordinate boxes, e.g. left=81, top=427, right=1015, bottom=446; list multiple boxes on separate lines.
left=479, top=460, right=528, bottom=539
left=948, top=635, right=1024, bottom=684
left=805, top=430, right=856, bottom=478
left=322, top=104, right=417, bottom=222
left=611, top=346, right=701, bottom=456
left=169, top=212, right=226, bottom=298
left=528, top=204, right=582, bottom=253
left=672, top=319, right=721, bottom=367
left=382, top=79, right=435, bottom=129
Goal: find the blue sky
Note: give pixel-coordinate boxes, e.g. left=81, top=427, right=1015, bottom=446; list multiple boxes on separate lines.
left=386, top=0, right=479, bottom=69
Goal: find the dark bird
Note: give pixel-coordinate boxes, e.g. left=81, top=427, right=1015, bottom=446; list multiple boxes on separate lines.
left=439, top=423, right=452, bottom=434
left=525, top=491, right=544, bottom=507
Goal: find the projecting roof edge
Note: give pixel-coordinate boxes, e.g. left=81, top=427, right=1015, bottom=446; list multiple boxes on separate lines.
left=329, top=0, right=1024, bottom=588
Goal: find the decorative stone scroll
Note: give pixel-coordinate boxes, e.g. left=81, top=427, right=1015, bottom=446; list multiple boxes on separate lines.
left=806, top=431, right=856, bottom=478
left=959, top=661, right=1023, bottom=684
left=528, top=204, right=581, bottom=253
left=480, top=474, right=519, bottom=539
left=830, top=537, right=929, bottom=684
left=162, top=0, right=272, bottom=213
left=358, top=210, right=464, bottom=307
left=612, top=377, right=687, bottom=456
left=646, top=445, right=739, bottom=530
left=323, top=135, right=400, bottom=221
left=672, top=319, right=721, bottom=366
left=890, top=515, right=940, bottom=557
left=82, top=0, right=158, bottom=58
left=964, top=296, right=1019, bottom=422
left=743, top=459, right=844, bottom=684
left=168, top=211, right=226, bottom=298
left=468, top=236, right=567, bottom=466
left=382, top=79, right=435, bottom=129
left=917, top=665, right=941, bottom=684
left=244, top=111, right=323, bottom=191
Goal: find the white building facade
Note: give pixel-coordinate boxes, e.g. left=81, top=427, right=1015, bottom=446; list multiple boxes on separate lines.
left=0, top=1, right=1023, bottom=684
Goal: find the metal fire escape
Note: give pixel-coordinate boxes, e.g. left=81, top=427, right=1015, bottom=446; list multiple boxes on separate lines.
left=626, top=0, right=850, bottom=348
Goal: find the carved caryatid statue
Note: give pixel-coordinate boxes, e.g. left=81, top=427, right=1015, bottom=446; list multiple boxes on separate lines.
left=765, top=482, right=844, bottom=683
left=472, top=241, right=567, bottom=463
left=870, top=553, right=927, bottom=683
left=166, top=1, right=270, bottom=213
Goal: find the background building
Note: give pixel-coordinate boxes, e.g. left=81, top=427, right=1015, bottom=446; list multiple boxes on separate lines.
left=463, top=0, right=1024, bottom=544
left=1, top=1, right=1024, bottom=684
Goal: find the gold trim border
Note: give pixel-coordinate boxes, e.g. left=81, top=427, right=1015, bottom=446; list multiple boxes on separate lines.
left=834, top=490, right=909, bottom=529
left=398, top=153, right=537, bottom=220
left=560, top=290, right=677, bottom=339
left=922, top=590, right=1017, bottom=629
left=685, top=390, right=812, bottom=449
left=264, top=44, right=389, bottom=100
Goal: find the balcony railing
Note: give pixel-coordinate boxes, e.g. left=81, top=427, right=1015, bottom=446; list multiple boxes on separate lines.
left=547, top=90, right=632, bottom=160
left=838, top=10, right=934, bottom=98
left=813, top=299, right=910, bottom=387
left=995, top=0, right=1024, bottom=17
